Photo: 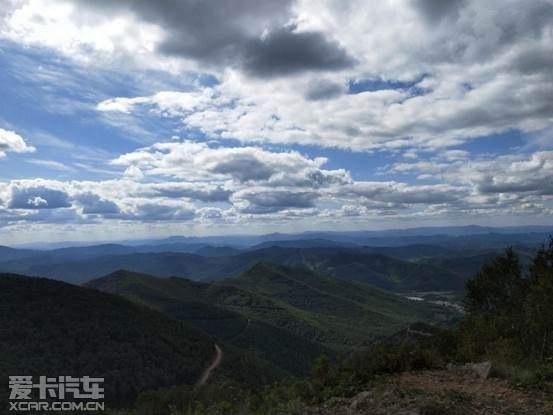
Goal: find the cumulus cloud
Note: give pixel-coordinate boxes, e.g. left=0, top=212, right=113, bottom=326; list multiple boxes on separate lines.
left=8, top=185, right=72, bottom=210
left=1, top=1, right=553, bottom=235
left=146, top=183, right=232, bottom=203
left=412, top=0, right=466, bottom=23
left=98, top=66, right=553, bottom=151
left=304, top=79, right=346, bottom=101
left=382, top=150, right=553, bottom=205
left=458, top=151, right=553, bottom=196
left=338, top=182, right=468, bottom=207
left=0, top=128, right=35, bottom=158
left=97, top=90, right=218, bottom=114
left=73, top=192, right=121, bottom=215
left=34, top=0, right=547, bottom=151
left=122, top=202, right=195, bottom=222
left=234, top=189, right=319, bottom=214
left=111, top=141, right=350, bottom=187
left=1, top=146, right=552, bottom=231
left=242, top=25, right=355, bottom=78
left=7, top=0, right=353, bottom=78
left=75, top=0, right=293, bottom=64
left=99, top=200, right=196, bottom=222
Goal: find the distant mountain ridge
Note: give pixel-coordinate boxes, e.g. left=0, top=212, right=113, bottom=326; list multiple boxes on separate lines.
left=0, top=246, right=465, bottom=291
left=1, top=225, right=549, bottom=292
left=10, top=224, right=553, bottom=250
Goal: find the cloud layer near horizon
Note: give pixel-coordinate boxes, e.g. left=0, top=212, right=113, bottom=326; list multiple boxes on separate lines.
left=1, top=143, right=551, bottom=234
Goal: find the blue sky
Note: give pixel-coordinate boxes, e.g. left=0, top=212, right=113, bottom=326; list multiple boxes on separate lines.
left=0, top=0, right=552, bottom=244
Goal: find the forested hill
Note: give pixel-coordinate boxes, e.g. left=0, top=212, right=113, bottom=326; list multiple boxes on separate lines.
left=219, top=262, right=457, bottom=344
left=0, top=273, right=214, bottom=405
left=86, top=269, right=333, bottom=376
left=87, top=264, right=458, bottom=359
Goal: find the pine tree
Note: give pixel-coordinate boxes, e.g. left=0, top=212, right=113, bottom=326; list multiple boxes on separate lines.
left=525, top=238, right=553, bottom=360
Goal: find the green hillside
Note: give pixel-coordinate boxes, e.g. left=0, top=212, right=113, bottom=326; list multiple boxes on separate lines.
left=0, top=273, right=214, bottom=405
left=221, top=262, right=457, bottom=348
left=86, top=270, right=330, bottom=376
left=241, top=248, right=464, bottom=291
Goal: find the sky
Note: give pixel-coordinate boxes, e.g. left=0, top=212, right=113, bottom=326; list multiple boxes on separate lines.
left=0, top=0, right=552, bottom=244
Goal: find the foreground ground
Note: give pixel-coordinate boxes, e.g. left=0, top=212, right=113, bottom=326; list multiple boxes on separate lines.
left=306, top=370, right=553, bottom=415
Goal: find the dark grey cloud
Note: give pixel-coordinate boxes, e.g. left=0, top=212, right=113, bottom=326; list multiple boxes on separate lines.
left=125, top=203, right=195, bottom=221
left=72, top=0, right=290, bottom=61
left=74, top=192, right=121, bottom=215
left=417, top=1, right=553, bottom=66
left=341, top=183, right=466, bottom=206
left=149, top=184, right=232, bottom=202
left=267, top=168, right=351, bottom=189
left=243, top=25, right=355, bottom=78
left=512, top=46, right=553, bottom=76
left=477, top=176, right=553, bottom=196
left=210, top=155, right=275, bottom=182
left=0, top=208, right=89, bottom=226
left=305, top=79, right=346, bottom=101
left=72, top=0, right=354, bottom=77
left=413, top=0, right=466, bottom=23
left=238, top=190, right=318, bottom=214
left=495, top=1, right=553, bottom=48
left=9, top=186, right=72, bottom=209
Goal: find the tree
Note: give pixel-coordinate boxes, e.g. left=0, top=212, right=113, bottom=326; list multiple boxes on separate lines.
left=525, top=239, right=553, bottom=360
left=462, top=248, right=527, bottom=360
left=465, top=248, right=526, bottom=319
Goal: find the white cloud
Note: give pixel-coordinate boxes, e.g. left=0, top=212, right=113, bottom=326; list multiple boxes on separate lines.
left=0, top=128, right=35, bottom=158
left=455, top=151, right=553, bottom=196
left=97, top=63, right=552, bottom=151
left=8, top=184, right=71, bottom=209
left=232, top=188, right=319, bottom=214
left=111, top=140, right=350, bottom=187
left=2, top=1, right=551, bottom=152
left=1, top=1, right=553, bottom=239
left=382, top=150, right=553, bottom=204
left=97, top=90, right=219, bottom=114
left=1, top=145, right=552, bottom=237
left=1, top=0, right=171, bottom=70
left=26, top=159, right=75, bottom=171
left=336, top=181, right=469, bottom=208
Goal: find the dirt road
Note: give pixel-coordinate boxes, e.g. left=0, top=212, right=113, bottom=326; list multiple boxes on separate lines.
left=197, top=344, right=223, bottom=387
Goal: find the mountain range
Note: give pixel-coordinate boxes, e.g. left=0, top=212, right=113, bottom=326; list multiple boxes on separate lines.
left=0, top=245, right=466, bottom=290
left=85, top=262, right=459, bottom=380
left=2, top=227, right=547, bottom=291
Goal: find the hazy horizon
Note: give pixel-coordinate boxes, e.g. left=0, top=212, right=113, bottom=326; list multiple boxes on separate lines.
left=4, top=223, right=553, bottom=249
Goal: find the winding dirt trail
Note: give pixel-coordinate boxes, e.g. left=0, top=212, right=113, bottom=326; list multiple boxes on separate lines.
left=197, top=344, right=223, bottom=387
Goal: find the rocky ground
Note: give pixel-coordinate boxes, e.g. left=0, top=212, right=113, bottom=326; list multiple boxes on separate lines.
left=305, top=370, right=553, bottom=415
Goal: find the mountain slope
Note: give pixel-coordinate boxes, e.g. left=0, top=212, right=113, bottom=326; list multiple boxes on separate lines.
left=220, top=263, right=457, bottom=347
left=0, top=252, right=213, bottom=284
left=87, top=265, right=457, bottom=369
left=86, top=270, right=330, bottom=376
left=227, top=247, right=465, bottom=291
left=0, top=245, right=40, bottom=262
left=0, top=273, right=214, bottom=404
left=248, top=238, right=357, bottom=250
